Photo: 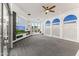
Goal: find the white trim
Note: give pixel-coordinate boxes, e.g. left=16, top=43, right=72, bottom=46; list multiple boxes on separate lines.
left=44, top=34, right=79, bottom=43
left=76, top=49, right=79, bottom=56
left=13, top=34, right=32, bottom=43
left=44, top=34, right=52, bottom=37
left=53, top=35, right=79, bottom=43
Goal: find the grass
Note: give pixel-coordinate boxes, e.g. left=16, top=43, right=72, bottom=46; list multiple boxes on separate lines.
left=16, top=29, right=26, bottom=35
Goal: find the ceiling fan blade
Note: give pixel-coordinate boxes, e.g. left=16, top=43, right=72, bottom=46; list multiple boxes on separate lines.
left=50, top=10, right=55, bottom=12
left=42, top=6, right=47, bottom=10
left=49, top=5, right=56, bottom=9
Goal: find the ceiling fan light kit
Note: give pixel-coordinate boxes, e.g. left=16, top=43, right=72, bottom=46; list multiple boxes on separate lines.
left=42, top=5, right=56, bottom=14
left=45, top=10, right=50, bottom=12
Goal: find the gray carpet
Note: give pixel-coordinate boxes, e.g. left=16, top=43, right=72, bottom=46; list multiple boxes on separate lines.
left=10, top=34, right=79, bottom=56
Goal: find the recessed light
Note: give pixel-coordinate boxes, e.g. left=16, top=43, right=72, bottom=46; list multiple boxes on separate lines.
left=27, top=14, right=31, bottom=15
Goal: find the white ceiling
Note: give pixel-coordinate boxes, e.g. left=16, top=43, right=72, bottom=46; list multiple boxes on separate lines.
left=14, top=3, right=79, bottom=22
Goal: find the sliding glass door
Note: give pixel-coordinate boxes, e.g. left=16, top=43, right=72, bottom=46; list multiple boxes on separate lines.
left=0, top=3, right=11, bottom=56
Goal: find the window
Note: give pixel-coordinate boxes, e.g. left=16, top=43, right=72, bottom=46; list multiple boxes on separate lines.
left=45, top=20, right=50, bottom=26
left=64, top=15, right=77, bottom=24
left=52, top=18, right=60, bottom=25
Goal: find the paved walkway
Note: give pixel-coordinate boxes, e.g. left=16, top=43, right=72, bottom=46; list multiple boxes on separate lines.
left=10, top=34, right=79, bottom=56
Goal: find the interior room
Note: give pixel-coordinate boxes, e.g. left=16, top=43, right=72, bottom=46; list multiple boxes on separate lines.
left=0, top=3, right=79, bottom=56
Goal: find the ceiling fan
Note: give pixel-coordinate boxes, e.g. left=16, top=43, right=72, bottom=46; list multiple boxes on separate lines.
left=42, top=5, right=56, bottom=14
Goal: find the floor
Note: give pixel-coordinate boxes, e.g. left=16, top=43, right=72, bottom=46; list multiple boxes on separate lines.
left=10, top=34, right=79, bottom=56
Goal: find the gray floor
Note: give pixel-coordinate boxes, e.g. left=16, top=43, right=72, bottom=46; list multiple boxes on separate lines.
left=10, top=34, right=79, bottom=56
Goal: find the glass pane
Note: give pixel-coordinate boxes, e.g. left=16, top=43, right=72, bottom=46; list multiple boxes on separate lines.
left=3, top=4, right=9, bottom=56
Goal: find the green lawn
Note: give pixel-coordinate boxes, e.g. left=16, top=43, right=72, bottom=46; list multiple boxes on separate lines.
left=16, top=30, right=26, bottom=35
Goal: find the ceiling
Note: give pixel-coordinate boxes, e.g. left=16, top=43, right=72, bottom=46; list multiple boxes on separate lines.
left=14, top=3, right=79, bottom=22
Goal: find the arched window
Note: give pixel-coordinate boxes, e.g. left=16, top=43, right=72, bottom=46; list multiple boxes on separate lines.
left=52, top=18, right=60, bottom=25
left=64, top=15, right=77, bottom=24
left=45, top=20, right=50, bottom=26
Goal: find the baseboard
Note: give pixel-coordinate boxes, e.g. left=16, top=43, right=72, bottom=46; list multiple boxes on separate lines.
left=45, top=34, right=79, bottom=43
left=76, top=49, right=79, bottom=56
left=44, top=34, right=52, bottom=37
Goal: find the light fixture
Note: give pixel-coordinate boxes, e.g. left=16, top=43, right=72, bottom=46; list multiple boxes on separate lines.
left=45, top=10, right=49, bottom=13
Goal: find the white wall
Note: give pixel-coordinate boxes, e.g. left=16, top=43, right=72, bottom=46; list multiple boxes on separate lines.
left=44, top=8, right=79, bottom=42
left=63, top=23, right=77, bottom=40
left=45, top=26, right=50, bottom=35
left=59, top=8, right=79, bottom=42
left=10, top=4, right=32, bottom=48
left=11, top=4, right=28, bottom=21
left=52, top=25, right=60, bottom=37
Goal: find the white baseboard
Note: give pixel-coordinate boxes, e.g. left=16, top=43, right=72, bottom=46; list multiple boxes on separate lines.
left=44, top=34, right=52, bottom=37
left=76, top=49, right=79, bottom=56
left=45, top=34, right=79, bottom=43
left=13, top=34, right=32, bottom=43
